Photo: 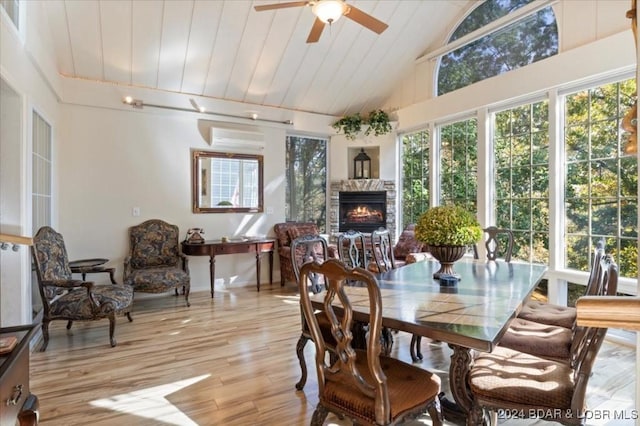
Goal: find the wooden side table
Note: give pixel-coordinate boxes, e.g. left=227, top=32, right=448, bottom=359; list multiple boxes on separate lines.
left=69, top=258, right=117, bottom=284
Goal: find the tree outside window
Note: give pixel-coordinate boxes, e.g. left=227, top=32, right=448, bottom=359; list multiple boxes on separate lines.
left=564, top=79, right=638, bottom=279
left=440, top=118, right=478, bottom=214
left=286, top=135, right=327, bottom=231
left=438, top=0, right=558, bottom=96
left=494, top=101, right=550, bottom=264
left=401, top=130, right=429, bottom=225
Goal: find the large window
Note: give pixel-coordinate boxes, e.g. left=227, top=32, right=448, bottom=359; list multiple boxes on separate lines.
left=494, top=101, right=549, bottom=264
left=285, top=135, right=327, bottom=231
left=440, top=118, right=478, bottom=213
left=564, top=79, right=638, bottom=279
left=401, top=130, right=429, bottom=225
left=438, top=0, right=558, bottom=95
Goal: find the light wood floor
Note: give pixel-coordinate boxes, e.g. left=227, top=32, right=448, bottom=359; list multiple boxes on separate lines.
left=30, top=284, right=637, bottom=426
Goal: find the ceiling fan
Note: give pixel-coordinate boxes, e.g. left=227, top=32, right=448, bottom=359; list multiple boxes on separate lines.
left=254, top=0, right=389, bottom=43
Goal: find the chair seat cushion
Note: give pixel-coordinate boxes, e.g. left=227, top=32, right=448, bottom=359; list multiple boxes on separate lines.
left=518, top=300, right=577, bottom=329
left=125, top=266, right=189, bottom=293
left=50, top=285, right=133, bottom=318
left=499, top=318, right=572, bottom=361
left=322, top=350, right=440, bottom=423
left=469, top=345, right=574, bottom=409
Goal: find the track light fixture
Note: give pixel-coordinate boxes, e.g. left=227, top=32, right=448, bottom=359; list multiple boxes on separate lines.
left=121, top=97, right=293, bottom=126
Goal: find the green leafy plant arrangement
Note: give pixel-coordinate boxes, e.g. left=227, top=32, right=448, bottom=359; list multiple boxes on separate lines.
left=332, top=109, right=392, bottom=140
left=365, top=109, right=392, bottom=137
left=332, top=113, right=363, bottom=140
left=414, top=205, right=482, bottom=246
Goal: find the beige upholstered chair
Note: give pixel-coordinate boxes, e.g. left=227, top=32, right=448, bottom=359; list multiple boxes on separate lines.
left=123, top=219, right=190, bottom=307
left=473, top=226, right=514, bottom=262
left=32, top=226, right=133, bottom=351
left=299, top=258, right=443, bottom=426
left=468, top=255, right=618, bottom=425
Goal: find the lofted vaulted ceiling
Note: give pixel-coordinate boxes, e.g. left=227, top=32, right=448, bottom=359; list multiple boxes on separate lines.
left=42, top=0, right=473, bottom=117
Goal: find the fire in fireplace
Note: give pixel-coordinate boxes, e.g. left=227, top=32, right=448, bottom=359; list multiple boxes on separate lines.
left=339, top=191, right=386, bottom=233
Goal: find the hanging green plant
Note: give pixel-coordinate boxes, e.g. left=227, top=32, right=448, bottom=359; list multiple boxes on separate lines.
left=332, top=113, right=363, bottom=140
left=332, top=109, right=393, bottom=140
left=364, top=109, right=392, bottom=137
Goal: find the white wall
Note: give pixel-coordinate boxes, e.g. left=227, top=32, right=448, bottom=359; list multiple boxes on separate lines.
left=0, top=2, right=61, bottom=326
left=56, top=92, right=336, bottom=292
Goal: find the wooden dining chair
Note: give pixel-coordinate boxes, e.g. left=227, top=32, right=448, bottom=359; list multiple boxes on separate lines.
left=370, top=227, right=424, bottom=362
left=299, top=258, right=443, bottom=426
left=370, top=227, right=396, bottom=273
left=473, top=226, right=514, bottom=262
left=290, top=234, right=334, bottom=390
left=337, top=229, right=368, bottom=269
left=468, top=255, right=618, bottom=425
left=517, top=240, right=605, bottom=329
left=499, top=251, right=618, bottom=365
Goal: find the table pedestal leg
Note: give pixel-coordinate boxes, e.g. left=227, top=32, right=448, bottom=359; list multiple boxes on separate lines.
left=440, top=344, right=475, bottom=425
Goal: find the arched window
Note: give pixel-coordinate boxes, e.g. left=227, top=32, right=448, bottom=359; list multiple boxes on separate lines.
left=437, top=0, right=558, bottom=95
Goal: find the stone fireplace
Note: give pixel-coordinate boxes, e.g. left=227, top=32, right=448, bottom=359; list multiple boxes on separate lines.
left=330, top=179, right=396, bottom=241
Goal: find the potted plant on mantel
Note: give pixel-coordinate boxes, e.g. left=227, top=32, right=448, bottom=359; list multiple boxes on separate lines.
left=332, top=109, right=392, bottom=140
left=414, top=205, right=482, bottom=280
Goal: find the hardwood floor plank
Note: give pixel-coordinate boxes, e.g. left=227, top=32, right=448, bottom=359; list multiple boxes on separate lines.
left=29, top=285, right=636, bottom=425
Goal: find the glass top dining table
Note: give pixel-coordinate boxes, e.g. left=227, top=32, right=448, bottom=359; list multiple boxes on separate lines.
left=309, top=257, right=547, bottom=422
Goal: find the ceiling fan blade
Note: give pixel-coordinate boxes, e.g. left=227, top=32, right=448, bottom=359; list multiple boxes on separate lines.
left=344, top=5, right=388, bottom=34
left=254, top=1, right=310, bottom=12
left=306, top=17, right=325, bottom=43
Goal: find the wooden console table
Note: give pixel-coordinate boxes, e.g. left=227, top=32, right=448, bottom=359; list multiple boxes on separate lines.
left=1, top=324, right=39, bottom=426
left=181, top=238, right=276, bottom=297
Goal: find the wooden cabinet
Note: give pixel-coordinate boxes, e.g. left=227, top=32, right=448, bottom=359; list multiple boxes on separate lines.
left=1, top=324, right=39, bottom=426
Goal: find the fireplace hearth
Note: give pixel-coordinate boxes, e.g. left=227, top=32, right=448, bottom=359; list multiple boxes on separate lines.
left=330, top=180, right=396, bottom=241
left=339, top=191, right=386, bottom=233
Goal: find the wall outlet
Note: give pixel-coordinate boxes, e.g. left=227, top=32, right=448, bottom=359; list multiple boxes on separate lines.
left=132, top=207, right=140, bottom=217
left=266, top=207, right=274, bottom=214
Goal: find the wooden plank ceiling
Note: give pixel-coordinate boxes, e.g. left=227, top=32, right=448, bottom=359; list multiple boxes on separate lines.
left=42, top=0, right=472, bottom=116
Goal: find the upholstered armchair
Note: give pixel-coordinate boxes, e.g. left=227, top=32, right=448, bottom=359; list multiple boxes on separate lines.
left=32, top=226, right=133, bottom=351
left=123, top=219, right=191, bottom=307
left=274, top=222, right=337, bottom=286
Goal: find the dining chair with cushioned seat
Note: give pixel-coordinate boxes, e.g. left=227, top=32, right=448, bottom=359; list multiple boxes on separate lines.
left=473, top=226, right=514, bottom=262
left=299, top=258, right=443, bottom=426
left=32, top=226, right=134, bottom=351
left=123, top=219, right=191, bottom=307
left=517, top=240, right=605, bottom=329
left=498, top=251, right=617, bottom=365
left=467, top=254, right=618, bottom=426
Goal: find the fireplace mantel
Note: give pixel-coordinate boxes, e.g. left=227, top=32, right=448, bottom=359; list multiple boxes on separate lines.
left=330, top=179, right=396, bottom=241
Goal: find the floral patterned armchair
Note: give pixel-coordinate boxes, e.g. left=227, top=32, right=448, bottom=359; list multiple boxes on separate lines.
left=31, top=226, right=133, bottom=351
left=123, top=219, right=190, bottom=307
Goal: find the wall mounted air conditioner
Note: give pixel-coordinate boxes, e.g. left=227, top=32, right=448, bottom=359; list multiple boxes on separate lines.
left=209, top=127, right=265, bottom=151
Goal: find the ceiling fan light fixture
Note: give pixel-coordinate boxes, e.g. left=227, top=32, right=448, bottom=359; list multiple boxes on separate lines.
left=312, top=0, right=346, bottom=24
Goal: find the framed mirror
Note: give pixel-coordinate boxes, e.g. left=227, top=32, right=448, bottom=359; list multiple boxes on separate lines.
left=192, top=150, right=264, bottom=213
